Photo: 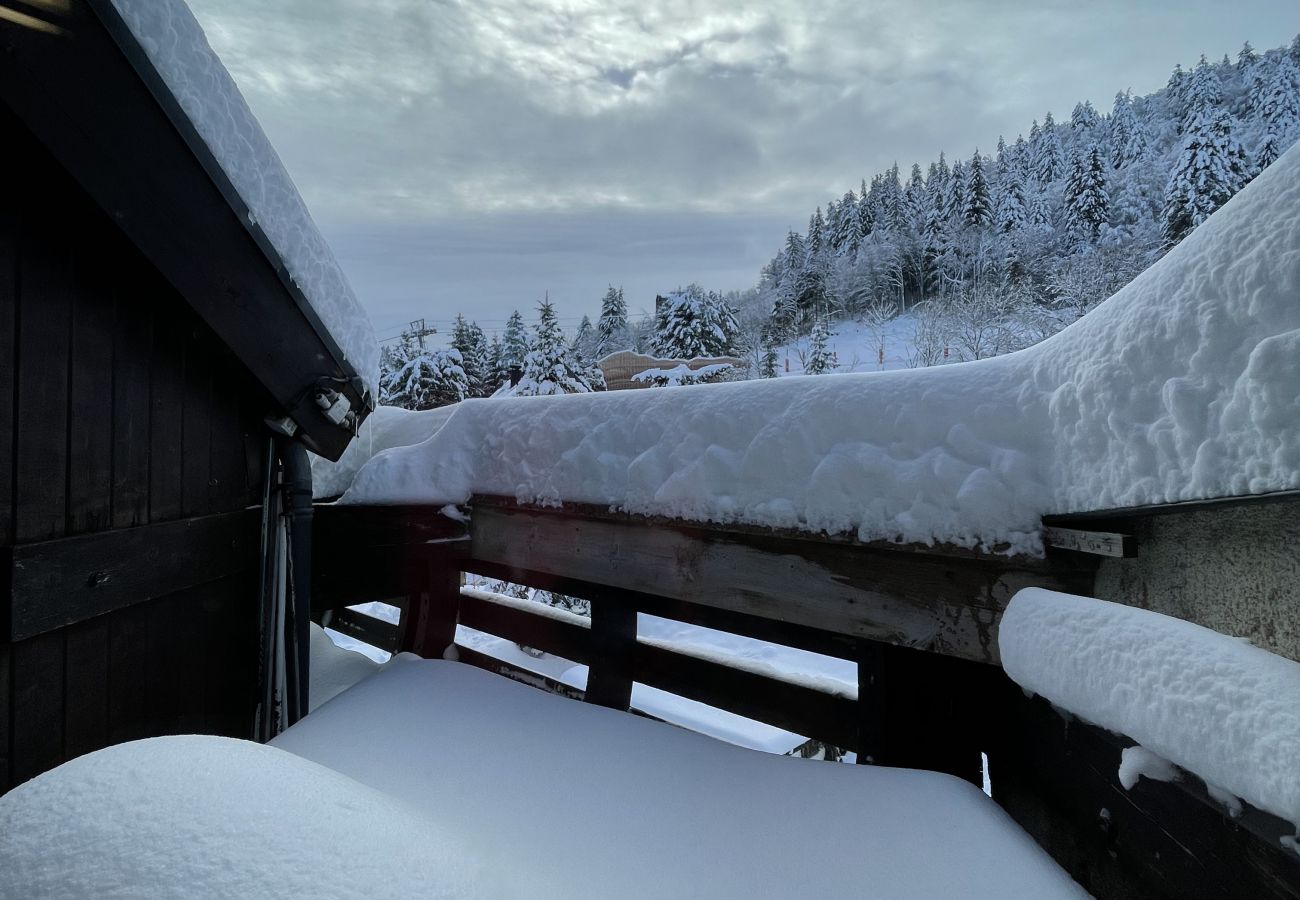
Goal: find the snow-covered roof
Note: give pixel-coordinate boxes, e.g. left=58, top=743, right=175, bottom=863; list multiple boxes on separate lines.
left=106, top=0, right=380, bottom=396
left=329, top=143, right=1300, bottom=556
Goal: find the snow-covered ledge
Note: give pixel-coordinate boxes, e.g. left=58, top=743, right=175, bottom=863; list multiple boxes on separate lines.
left=999, top=588, right=1300, bottom=834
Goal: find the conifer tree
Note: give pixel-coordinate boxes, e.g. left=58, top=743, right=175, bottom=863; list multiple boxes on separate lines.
left=996, top=168, right=1028, bottom=233
left=449, top=315, right=490, bottom=397
left=760, top=339, right=779, bottom=378
left=379, top=330, right=469, bottom=410
left=1237, top=41, right=1258, bottom=74
left=1065, top=146, right=1109, bottom=238
left=595, top=285, right=630, bottom=356
left=1163, top=105, right=1252, bottom=245
left=652, top=285, right=739, bottom=359
left=487, top=334, right=507, bottom=391
left=1033, top=113, right=1064, bottom=183
left=963, top=151, right=992, bottom=227
left=804, top=317, right=834, bottom=375
left=571, top=315, right=597, bottom=364
left=500, top=310, right=531, bottom=375
left=514, top=300, right=605, bottom=396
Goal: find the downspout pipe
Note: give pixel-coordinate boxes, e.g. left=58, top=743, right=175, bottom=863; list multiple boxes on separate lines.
left=279, top=436, right=314, bottom=727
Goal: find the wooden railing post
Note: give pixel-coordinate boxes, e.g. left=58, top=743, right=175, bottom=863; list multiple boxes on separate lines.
left=585, top=597, right=635, bottom=710
left=399, top=559, right=461, bottom=659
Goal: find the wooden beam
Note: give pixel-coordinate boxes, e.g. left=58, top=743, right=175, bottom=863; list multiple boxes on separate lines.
left=6, top=508, right=259, bottom=640
left=1043, top=525, right=1136, bottom=558
left=326, top=607, right=399, bottom=653
left=468, top=501, right=1093, bottom=664
left=586, top=600, right=635, bottom=711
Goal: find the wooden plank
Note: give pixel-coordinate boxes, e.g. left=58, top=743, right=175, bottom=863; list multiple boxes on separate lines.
left=399, top=563, right=462, bottom=659
left=107, top=599, right=152, bottom=745
left=586, top=600, right=635, bottom=710
left=63, top=616, right=110, bottom=761
left=148, top=311, right=185, bottom=523
left=10, top=630, right=64, bottom=785
left=14, top=215, right=72, bottom=543
left=0, top=641, right=11, bottom=794
left=464, top=559, right=858, bottom=661
left=328, top=607, right=400, bottom=653
left=0, top=178, right=17, bottom=547
left=632, top=641, right=858, bottom=751
left=454, top=646, right=588, bottom=704
left=458, top=589, right=592, bottom=664
left=201, top=571, right=257, bottom=739
left=111, top=275, right=153, bottom=530
left=8, top=508, right=260, bottom=640
left=456, top=589, right=858, bottom=750
left=987, top=678, right=1300, bottom=899
left=0, top=1, right=365, bottom=459
left=180, top=324, right=212, bottom=518
left=67, top=253, right=116, bottom=536
left=468, top=503, right=1092, bottom=664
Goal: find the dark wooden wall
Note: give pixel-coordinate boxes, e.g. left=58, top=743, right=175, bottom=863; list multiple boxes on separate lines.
left=0, top=103, right=267, bottom=795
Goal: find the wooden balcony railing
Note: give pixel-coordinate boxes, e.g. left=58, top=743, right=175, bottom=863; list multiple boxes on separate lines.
left=312, top=499, right=1300, bottom=900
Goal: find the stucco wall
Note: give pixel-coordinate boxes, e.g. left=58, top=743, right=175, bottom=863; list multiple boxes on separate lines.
left=1093, top=499, right=1300, bottom=663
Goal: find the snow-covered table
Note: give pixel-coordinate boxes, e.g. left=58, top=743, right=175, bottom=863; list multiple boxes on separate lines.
left=273, top=655, right=1086, bottom=899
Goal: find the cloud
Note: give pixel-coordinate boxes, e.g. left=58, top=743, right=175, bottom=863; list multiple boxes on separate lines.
left=187, top=0, right=1300, bottom=322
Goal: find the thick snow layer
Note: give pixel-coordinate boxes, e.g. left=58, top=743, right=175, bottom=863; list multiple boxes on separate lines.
left=108, top=0, right=380, bottom=395
left=274, top=658, right=1085, bottom=899
left=312, top=405, right=455, bottom=498
left=1000, top=588, right=1300, bottom=828
left=0, top=735, right=511, bottom=899
left=1117, top=745, right=1179, bottom=790
left=310, top=622, right=382, bottom=710
left=333, top=144, right=1300, bottom=554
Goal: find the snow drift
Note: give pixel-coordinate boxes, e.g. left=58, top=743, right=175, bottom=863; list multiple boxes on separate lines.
left=0, top=735, right=511, bottom=899
left=107, top=0, right=380, bottom=394
left=334, top=144, right=1300, bottom=555
left=1000, top=588, right=1300, bottom=829
left=274, top=656, right=1086, bottom=899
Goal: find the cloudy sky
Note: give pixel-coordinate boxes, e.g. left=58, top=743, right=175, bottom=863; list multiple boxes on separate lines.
left=187, top=0, right=1298, bottom=343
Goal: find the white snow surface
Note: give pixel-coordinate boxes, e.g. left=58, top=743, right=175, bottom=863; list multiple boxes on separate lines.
left=107, top=0, right=380, bottom=395
left=312, top=404, right=455, bottom=498
left=1000, top=588, right=1300, bottom=828
left=1117, top=745, right=1180, bottom=790
left=274, top=657, right=1086, bottom=899
left=0, top=735, right=510, bottom=899
left=333, top=145, right=1300, bottom=554
left=310, top=622, right=382, bottom=711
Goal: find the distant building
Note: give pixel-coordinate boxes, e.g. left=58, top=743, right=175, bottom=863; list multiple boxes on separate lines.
left=598, top=350, right=743, bottom=391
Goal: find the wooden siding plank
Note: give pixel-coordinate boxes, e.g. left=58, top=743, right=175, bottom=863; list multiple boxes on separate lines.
left=110, top=270, right=153, bottom=530
left=0, top=185, right=17, bottom=547
left=8, top=508, right=260, bottom=640
left=14, top=219, right=72, bottom=544
left=0, top=641, right=11, bottom=794
left=180, top=324, right=212, bottom=518
left=586, top=601, right=635, bottom=711
left=147, top=313, right=184, bottom=523
left=63, top=616, right=110, bottom=761
left=10, top=630, right=64, bottom=785
left=67, top=251, right=116, bottom=536
left=107, top=600, right=151, bottom=745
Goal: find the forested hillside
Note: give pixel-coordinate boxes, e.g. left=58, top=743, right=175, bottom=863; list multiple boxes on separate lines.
left=381, top=38, right=1300, bottom=408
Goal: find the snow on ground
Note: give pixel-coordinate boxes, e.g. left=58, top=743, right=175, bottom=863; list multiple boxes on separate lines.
left=0, top=735, right=509, bottom=899
left=310, top=624, right=382, bottom=711
left=330, top=144, right=1300, bottom=555
left=274, top=657, right=1087, bottom=899
left=776, top=313, right=918, bottom=375
left=107, top=0, right=380, bottom=395
left=1000, top=588, right=1300, bottom=830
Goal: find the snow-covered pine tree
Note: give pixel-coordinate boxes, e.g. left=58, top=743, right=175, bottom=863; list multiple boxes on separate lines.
left=652, top=285, right=739, bottom=359
left=996, top=167, right=1028, bottom=233
left=1237, top=41, right=1258, bottom=74
left=1109, top=91, right=1148, bottom=168
left=1255, top=133, right=1281, bottom=172
left=1033, top=113, right=1064, bottom=183
left=571, top=315, right=598, bottom=364
left=379, top=331, right=470, bottom=410
left=487, top=333, right=507, bottom=392
left=448, top=317, right=490, bottom=397
left=963, top=151, right=993, bottom=227
left=1064, top=146, right=1109, bottom=239
left=760, top=338, right=779, bottom=378
left=500, top=309, right=531, bottom=376
left=1258, top=55, right=1300, bottom=142
left=595, top=285, right=630, bottom=357
left=1163, top=103, right=1252, bottom=246
left=804, top=317, right=834, bottom=374
left=514, top=300, right=605, bottom=396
